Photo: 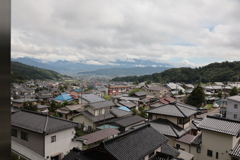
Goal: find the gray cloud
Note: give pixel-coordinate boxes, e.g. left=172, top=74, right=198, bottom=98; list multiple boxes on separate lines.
left=11, top=0, right=240, bottom=67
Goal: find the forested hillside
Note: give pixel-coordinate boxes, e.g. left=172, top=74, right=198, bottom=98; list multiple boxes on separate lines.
left=112, top=61, right=240, bottom=83
left=11, top=61, right=67, bottom=83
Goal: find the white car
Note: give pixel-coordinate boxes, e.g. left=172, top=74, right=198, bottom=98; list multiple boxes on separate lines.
left=213, top=103, right=219, bottom=108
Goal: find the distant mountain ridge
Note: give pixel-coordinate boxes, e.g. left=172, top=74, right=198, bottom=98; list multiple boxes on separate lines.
left=11, top=61, right=68, bottom=83
left=112, top=61, right=240, bottom=83
left=79, top=66, right=170, bottom=76
left=11, top=57, right=173, bottom=76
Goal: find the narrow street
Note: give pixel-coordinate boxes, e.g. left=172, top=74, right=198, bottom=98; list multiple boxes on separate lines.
left=196, top=107, right=221, bottom=118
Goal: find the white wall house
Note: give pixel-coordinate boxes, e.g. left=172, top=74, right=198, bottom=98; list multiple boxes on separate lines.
left=226, top=95, right=240, bottom=121
left=11, top=110, right=81, bottom=160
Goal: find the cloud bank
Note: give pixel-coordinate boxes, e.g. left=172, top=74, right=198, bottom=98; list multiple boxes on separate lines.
left=11, top=0, right=240, bottom=67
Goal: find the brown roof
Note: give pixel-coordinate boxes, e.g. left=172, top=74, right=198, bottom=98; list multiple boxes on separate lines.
left=164, top=97, right=176, bottom=103
left=159, top=98, right=169, bottom=104
left=175, top=134, right=196, bottom=144
left=78, top=128, right=120, bottom=145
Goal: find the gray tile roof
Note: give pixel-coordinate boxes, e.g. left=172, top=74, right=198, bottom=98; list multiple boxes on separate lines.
left=79, top=94, right=106, bottom=103
left=149, top=118, right=187, bottom=138
left=198, top=116, right=240, bottom=136
left=161, top=144, right=180, bottom=157
left=229, top=140, right=240, bottom=158
left=102, top=124, right=168, bottom=160
left=114, top=115, right=145, bottom=127
left=37, top=105, right=50, bottom=109
left=134, top=91, right=147, bottom=96
left=227, top=95, right=240, bottom=102
left=89, top=101, right=115, bottom=109
left=11, top=110, right=78, bottom=134
left=82, top=110, right=115, bottom=122
left=146, top=102, right=197, bottom=118
left=118, top=100, right=136, bottom=108
left=12, top=98, right=38, bottom=103
left=110, top=108, right=132, bottom=118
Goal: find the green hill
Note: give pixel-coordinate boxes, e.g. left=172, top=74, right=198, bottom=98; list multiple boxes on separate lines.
left=11, top=61, right=68, bottom=83
left=112, top=61, right=240, bottom=83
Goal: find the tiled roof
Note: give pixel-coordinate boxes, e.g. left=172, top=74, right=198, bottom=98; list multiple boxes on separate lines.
left=11, top=110, right=78, bottom=134
left=159, top=98, right=169, bottom=104
left=161, top=144, right=180, bottom=157
left=62, top=148, right=113, bottom=160
left=110, top=108, right=132, bottom=118
left=146, top=102, right=197, bottom=118
left=149, top=118, right=187, bottom=138
left=191, top=131, right=202, bottom=146
left=79, top=94, right=106, bottom=103
left=164, top=97, right=176, bottom=103
left=118, top=100, right=136, bottom=108
left=77, top=128, right=120, bottom=145
left=37, top=105, right=50, bottom=109
left=147, top=85, right=165, bottom=91
left=150, top=102, right=164, bottom=108
left=229, top=140, right=240, bottom=158
left=82, top=110, right=115, bottom=122
left=114, top=115, right=145, bottom=127
left=102, top=124, right=168, bottom=160
left=227, top=95, right=240, bottom=102
left=65, top=104, right=82, bottom=111
left=198, top=116, right=240, bottom=136
left=134, top=91, right=147, bottom=96
left=89, top=101, right=115, bottom=109
left=12, top=98, right=38, bottom=103
left=175, top=134, right=196, bottom=144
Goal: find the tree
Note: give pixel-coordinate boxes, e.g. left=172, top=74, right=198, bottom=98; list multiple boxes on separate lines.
left=103, top=95, right=111, bottom=101
left=230, top=86, right=238, bottom=96
left=21, top=101, right=38, bottom=111
left=128, top=88, right=144, bottom=96
left=178, top=89, right=184, bottom=95
left=217, top=91, right=222, bottom=98
left=187, top=85, right=205, bottom=108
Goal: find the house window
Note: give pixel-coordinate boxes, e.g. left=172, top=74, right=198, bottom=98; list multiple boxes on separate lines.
left=234, top=104, right=238, bottom=109
left=234, top=114, right=237, bottom=119
left=207, top=150, right=213, bottom=157
left=197, top=146, right=201, bottom=153
left=51, top=135, right=56, bottom=143
left=21, top=132, right=28, bottom=141
left=216, top=152, right=219, bottom=159
left=11, top=129, right=17, bottom=137
left=178, top=117, right=190, bottom=124
left=176, top=144, right=180, bottom=149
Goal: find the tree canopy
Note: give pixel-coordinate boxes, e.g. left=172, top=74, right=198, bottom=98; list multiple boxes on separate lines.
left=112, top=61, right=240, bottom=84
left=230, top=86, right=239, bottom=96
left=187, top=85, right=205, bottom=108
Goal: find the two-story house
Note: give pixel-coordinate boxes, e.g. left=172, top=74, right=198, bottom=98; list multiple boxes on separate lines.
left=11, top=110, right=80, bottom=160
left=63, top=124, right=181, bottom=160
left=197, top=115, right=240, bottom=160
left=226, top=95, right=240, bottom=121
left=146, top=102, right=198, bottom=146
left=72, top=100, right=117, bottom=130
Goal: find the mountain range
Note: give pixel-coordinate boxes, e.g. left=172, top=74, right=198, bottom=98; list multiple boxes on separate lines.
left=11, top=57, right=173, bottom=76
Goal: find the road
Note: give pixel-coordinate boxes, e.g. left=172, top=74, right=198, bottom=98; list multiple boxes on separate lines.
left=196, top=107, right=221, bottom=118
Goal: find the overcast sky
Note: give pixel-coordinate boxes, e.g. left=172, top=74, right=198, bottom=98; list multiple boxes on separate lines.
left=11, top=0, right=240, bottom=67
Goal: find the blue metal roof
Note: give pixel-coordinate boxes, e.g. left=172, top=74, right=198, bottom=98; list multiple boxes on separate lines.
left=74, top=89, right=82, bottom=92
left=118, top=106, right=131, bottom=111
left=53, top=93, right=74, bottom=102
left=97, top=124, right=119, bottom=130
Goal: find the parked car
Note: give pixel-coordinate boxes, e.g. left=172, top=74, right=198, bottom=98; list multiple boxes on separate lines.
left=197, top=108, right=208, bottom=114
